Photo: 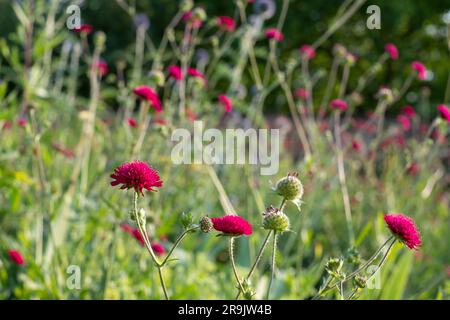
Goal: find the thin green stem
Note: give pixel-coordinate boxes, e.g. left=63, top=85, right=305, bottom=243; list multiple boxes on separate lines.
left=160, top=227, right=199, bottom=267
left=229, top=237, right=246, bottom=297
left=266, top=231, right=278, bottom=300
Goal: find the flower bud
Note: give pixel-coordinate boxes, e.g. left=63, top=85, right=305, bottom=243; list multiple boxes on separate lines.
left=346, top=247, right=361, bottom=266
left=333, top=43, right=347, bottom=59
left=94, top=31, right=106, bottom=50
left=274, top=172, right=304, bottom=201
left=137, top=208, right=146, bottom=225
left=181, top=212, right=193, bottom=229
left=376, top=87, right=395, bottom=104
left=199, top=216, right=213, bottom=233
left=149, top=70, right=165, bottom=87
left=242, top=279, right=256, bottom=300
left=180, top=0, right=194, bottom=12
left=325, top=257, right=344, bottom=279
left=354, top=275, right=366, bottom=289
left=262, top=206, right=290, bottom=233
left=193, top=8, right=207, bottom=21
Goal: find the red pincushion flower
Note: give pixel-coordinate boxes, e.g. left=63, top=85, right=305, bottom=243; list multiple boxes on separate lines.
left=397, top=114, right=411, bottom=131
left=17, top=118, right=27, bottom=127
left=265, top=28, right=283, bottom=42
left=437, top=104, right=450, bottom=123
left=352, top=140, right=361, bottom=152
left=384, top=214, right=422, bottom=250
left=217, top=16, right=236, bottom=31
left=401, top=105, right=415, bottom=118
left=151, top=242, right=166, bottom=256
left=72, top=24, right=93, bottom=34
left=295, top=88, right=309, bottom=100
left=330, top=99, right=348, bottom=111
left=211, top=215, right=252, bottom=236
left=8, top=250, right=24, bottom=266
left=384, top=43, right=398, bottom=60
left=218, top=94, right=232, bottom=113
left=110, top=161, right=163, bottom=196
left=132, top=228, right=145, bottom=246
left=94, top=59, right=109, bottom=77
left=126, top=117, right=138, bottom=128
left=182, top=11, right=203, bottom=29
left=411, top=61, right=427, bottom=80
left=133, top=85, right=162, bottom=112
left=299, top=44, right=316, bottom=60
left=167, top=65, right=183, bottom=81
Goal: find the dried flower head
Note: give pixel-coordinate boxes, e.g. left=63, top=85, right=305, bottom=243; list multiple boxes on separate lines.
left=384, top=214, right=422, bottom=250
left=110, top=161, right=163, bottom=196
left=200, top=216, right=214, bottom=233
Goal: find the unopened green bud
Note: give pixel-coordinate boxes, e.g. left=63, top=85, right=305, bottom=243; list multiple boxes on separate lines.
left=150, top=70, right=165, bottom=87
left=377, top=87, right=394, bottom=104
left=241, top=279, right=256, bottom=300
left=262, top=206, right=290, bottom=233
left=325, top=258, right=344, bottom=279
left=275, top=172, right=304, bottom=201
left=200, top=216, right=213, bottom=233
left=333, top=43, right=347, bottom=58
left=193, top=8, right=207, bottom=21
left=181, top=212, right=193, bottom=229
left=180, top=0, right=193, bottom=12
left=94, top=31, right=106, bottom=50
left=354, top=275, right=366, bottom=289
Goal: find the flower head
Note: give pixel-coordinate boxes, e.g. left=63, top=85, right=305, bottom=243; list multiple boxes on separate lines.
left=132, top=228, right=145, bottom=246
left=133, top=85, right=162, bottom=112
left=397, top=114, right=411, bottom=131
left=437, top=104, right=450, bottom=122
left=17, top=117, right=27, bottom=127
left=384, top=43, right=399, bottom=60
left=187, top=67, right=205, bottom=79
left=295, top=88, right=309, bottom=100
left=299, top=44, right=316, bottom=60
left=151, top=242, right=166, bottom=256
left=384, top=214, right=422, bottom=250
left=412, top=61, right=427, bottom=80
left=72, top=24, right=93, bottom=34
left=274, top=172, right=304, bottom=202
left=94, top=59, right=109, bottom=77
left=262, top=207, right=290, bottom=233
left=218, top=94, right=232, bottom=113
left=265, top=28, right=283, bottom=42
left=110, top=160, right=163, bottom=196
left=167, top=65, right=183, bottom=81
left=217, top=16, right=236, bottom=31
left=401, top=105, right=415, bottom=118
left=211, top=215, right=252, bottom=236
left=126, top=117, right=138, bottom=128
left=8, top=250, right=24, bottom=266
left=330, top=99, right=348, bottom=111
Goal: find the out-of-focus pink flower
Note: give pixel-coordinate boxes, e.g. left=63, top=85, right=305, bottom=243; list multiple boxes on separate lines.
left=217, top=16, right=235, bottom=31
left=132, top=228, right=145, bottom=246
left=295, top=88, right=309, bottom=100
left=412, top=61, right=427, bottom=80
left=17, top=118, right=27, bottom=127
left=167, top=65, right=183, bottom=81
left=151, top=242, right=166, bottom=256
left=94, top=59, right=109, bottom=77
left=51, top=143, right=75, bottom=159
left=384, top=214, right=421, bottom=250
left=401, top=105, right=415, bottom=118
left=185, top=108, right=197, bottom=121
left=72, top=24, right=93, bottom=34
left=384, top=43, right=398, bottom=60
left=407, top=163, right=420, bottom=176
left=437, top=104, right=450, bottom=122
left=265, top=28, right=283, bottom=42
left=218, top=94, right=232, bottom=113
left=182, top=11, right=202, bottom=29
left=127, top=117, right=138, bottom=128
left=299, top=44, right=316, bottom=60
left=2, top=121, right=12, bottom=130
left=397, top=114, right=411, bottom=131
left=187, top=67, right=205, bottom=80
left=330, top=99, right=348, bottom=111
left=120, top=223, right=134, bottom=234
left=154, top=116, right=168, bottom=126
left=133, top=85, right=162, bottom=112
left=8, top=250, right=24, bottom=266
left=352, top=140, right=362, bottom=152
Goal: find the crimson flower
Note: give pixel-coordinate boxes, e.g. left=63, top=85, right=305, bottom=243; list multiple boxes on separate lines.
left=126, top=117, right=138, bottom=128
left=411, top=61, right=427, bottom=80
left=265, top=28, right=283, bottom=42
left=384, top=43, right=398, bottom=60
left=133, top=85, right=162, bottom=112
left=407, top=163, right=420, bottom=176
left=295, top=88, right=309, bottom=100
left=217, top=16, right=236, bottom=31
left=330, top=99, right=348, bottom=111
left=72, top=24, right=93, bottom=34
left=218, top=94, right=232, bottom=113
left=397, top=114, right=411, bottom=131
left=182, top=11, right=203, bottom=29
left=384, top=214, right=422, bottom=250
left=401, top=105, right=415, bottom=118
left=8, top=250, right=24, bottom=266
left=211, top=215, right=252, bottom=236
left=437, top=104, right=450, bottom=123
left=167, top=65, right=183, bottom=81
left=110, top=160, right=163, bottom=196
left=51, top=143, right=74, bottom=159
left=352, top=140, right=362, bottom=152
left=94, top=59, right=109, bottom=77
left=17, top=118, right=27, bottom=127
left=299, top=44, right=316, bottom=60
left=151, top=242, right=166, bottom=256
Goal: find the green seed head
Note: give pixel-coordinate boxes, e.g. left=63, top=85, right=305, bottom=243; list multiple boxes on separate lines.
left=275, top=172, right=304, bottom=201
left=262, top=207, right=290, bottom=233
left=354, top=275, right=366, bottom=289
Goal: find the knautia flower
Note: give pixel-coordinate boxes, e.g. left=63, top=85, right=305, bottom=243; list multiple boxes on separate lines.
left=182, top=11, right=203, bottom=29
left=330, top=99, right=348, bottom=111
left=217, top=16, right=236, bottom=31
left=384, top=214, right=422, bottom=250
left=274, top=172, right=304, bottom=210
left=187, top=67, right=205, bottom=79
left=437, top=104, right=450, bottom=122
left=167, top=65, right=183, bottom=81
left=200, top=216, right=214, bottom=233
left=133, top=85, right=162, bottom=112
left=295, top=88, right=309, bottom=100
left=110, top=160, right=163, bottom=196
left=17, top=117, right=27, bottom=127
left=299, top=44, right=316, bottom=60
left=265, top=28, right=283, bottom=42
left=94, top=59, right=109, bottom=77
left=151, top=242, right=166, bottom=256
left=126, top=117, right=138, bottom=128
left=211, top=215, right=253, bottom=236
left=218, top=94, right=232, bottom=113
left=406, top=163, right=420, bottom=176
left=384, top=43, right=399, bottom=60
left=72, top=24, right=93, bottom=34
left=411, top=61, right=427, bottom=80
left=8, top=249, right=24, bottom=266
left=262, top=207, right=290, bottom=233
left=401, top=105, right=416, bottom=118
left=397, top=114, right=411, bottom=131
